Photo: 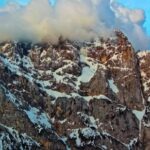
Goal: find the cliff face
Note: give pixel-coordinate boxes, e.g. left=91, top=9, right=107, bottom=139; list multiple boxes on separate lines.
left=0, top=32, right=149, bottom=150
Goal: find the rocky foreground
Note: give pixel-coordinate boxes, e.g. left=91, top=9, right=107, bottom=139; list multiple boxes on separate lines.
left=0, top=31, right=150, bottom=150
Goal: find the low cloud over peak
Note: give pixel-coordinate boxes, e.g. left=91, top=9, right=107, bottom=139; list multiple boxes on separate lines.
left=0, top=0, right=149, bottom=50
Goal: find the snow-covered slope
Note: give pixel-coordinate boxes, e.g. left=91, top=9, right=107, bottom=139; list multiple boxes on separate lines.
left=0, top=32, right=149, bottom=149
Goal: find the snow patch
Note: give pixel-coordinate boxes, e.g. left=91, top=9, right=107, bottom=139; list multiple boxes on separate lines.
left=79, top=66, right=96, bottom=83
left=59, top=118, right=67, bottom=124
left=70, top=129, right=82, bottom=147
left=40, top=50, right=47, bottom=58
left=83, top=94, right=112, bottom=102
left=77, top=112, right=98, bottom=129
left=143, top=81, right=150, bottom=92
left=132, top=108, right=145, bottom=137
left=127, top=138, right=138, bottom=150
left=108, top=79, right=119, bottom=94
left=81, top=128, right=97, bottom=139
left=148, top=97, right=150, bottom=102
left=1, top=43, right=10, bottom=51
left=111, top=54, right=118, bottom=60
left=137, top=51, right=149, bottom=58
left=25, top=107, right=52, bottom=131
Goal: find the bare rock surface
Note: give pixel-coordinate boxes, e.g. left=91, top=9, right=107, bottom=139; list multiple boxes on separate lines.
left=0, top=31, right=149, bottom=149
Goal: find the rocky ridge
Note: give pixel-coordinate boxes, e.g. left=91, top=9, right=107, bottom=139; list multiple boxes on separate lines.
left=0, top=31, right=150, bottom=150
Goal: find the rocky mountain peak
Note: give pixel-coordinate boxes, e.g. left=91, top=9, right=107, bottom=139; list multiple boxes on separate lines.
left=0, top=32, right=150, bottom=149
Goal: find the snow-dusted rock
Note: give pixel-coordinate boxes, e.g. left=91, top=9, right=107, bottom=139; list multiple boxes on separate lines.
left=0, top=32, right=148, bottom=149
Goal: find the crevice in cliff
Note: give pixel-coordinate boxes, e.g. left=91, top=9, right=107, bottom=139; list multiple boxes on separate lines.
left=135, top=51, right=146, bottom=106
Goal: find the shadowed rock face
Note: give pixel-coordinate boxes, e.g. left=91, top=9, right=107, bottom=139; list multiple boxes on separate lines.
left=137, top=51, right=150, bottom=150
left=0, top=31, right=149, bottom=150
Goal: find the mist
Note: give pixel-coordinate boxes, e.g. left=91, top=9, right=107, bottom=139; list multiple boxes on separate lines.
left=0, top=0, right=149, bottom=49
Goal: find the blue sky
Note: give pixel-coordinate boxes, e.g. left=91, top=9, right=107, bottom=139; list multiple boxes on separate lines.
left=0, top=0, right=55, bottom=6
left=0, top=0, right=30, bottom=6
left=117, top=0, right=150, bottom=35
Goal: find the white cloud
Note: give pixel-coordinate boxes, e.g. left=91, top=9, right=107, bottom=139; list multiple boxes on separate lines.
left=111, top=1, right=150, bottom=49
left=0, top=0, right=149, bottom=49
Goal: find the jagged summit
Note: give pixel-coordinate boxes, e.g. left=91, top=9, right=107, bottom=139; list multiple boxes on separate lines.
left=0, top=32, right=150, bottom=149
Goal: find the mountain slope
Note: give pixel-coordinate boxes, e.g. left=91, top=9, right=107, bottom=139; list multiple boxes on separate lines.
left=0, top=31, right=149, bottom=150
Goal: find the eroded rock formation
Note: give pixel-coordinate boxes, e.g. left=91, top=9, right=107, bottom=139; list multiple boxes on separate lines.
left=0, top=31, right=149, bottom=150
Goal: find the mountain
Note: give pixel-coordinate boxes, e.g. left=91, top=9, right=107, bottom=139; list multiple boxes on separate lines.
left=0, top=31, right=150, bottom=150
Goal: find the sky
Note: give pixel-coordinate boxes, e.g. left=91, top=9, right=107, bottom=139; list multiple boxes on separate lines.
left=117, top=0, right=150, bottom=35
left=0, top=0, right=149, bottom=50
left=0, top=0, right=149, bottom=34
left=0, top=0, right=51, bottom=6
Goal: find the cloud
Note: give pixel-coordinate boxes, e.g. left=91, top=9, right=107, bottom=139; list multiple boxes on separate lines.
left=0, top=0, right=149, bottom=49
left=111, top=1, right=150, bottom=49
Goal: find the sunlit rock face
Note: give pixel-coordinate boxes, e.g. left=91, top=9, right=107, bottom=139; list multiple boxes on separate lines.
left=0, top=31, right=149, bottom=150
